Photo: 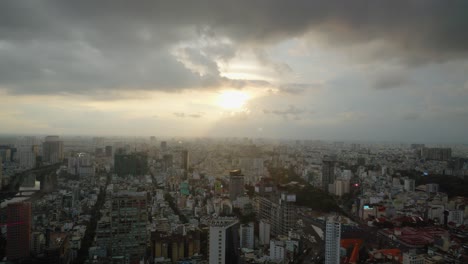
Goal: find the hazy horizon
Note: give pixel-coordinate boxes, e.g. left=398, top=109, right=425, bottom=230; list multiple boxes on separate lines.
left=1, top=1, right=468, bottom=143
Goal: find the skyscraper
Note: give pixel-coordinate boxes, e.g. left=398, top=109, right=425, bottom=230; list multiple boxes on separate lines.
left=181, top=150, right=189, bottom=179
left=325, top=218, right=341, bottom=264
left=229, top=170, right=244, bottom=201
left=240, top=222, right=254, bottom=249
left=111, top=191, right=148, bottom=262
left=7, top=202, right=32, bottom=260
left=114, top=152, right=148, bottom=177
left=42, top=136, right=64, bottom=163
left=105, top=145, right=113, bottom=157
left=322, top=157, right=336, bottom=192
left=209, top=218, right=240, bottom=264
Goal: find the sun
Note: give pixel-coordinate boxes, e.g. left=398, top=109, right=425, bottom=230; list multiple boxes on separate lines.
left=217, top=90, right=250, bottom=110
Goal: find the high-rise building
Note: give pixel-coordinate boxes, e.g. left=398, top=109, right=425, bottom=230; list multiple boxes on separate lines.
left=325, top=218, right=341, bottom=264
left=105, top=146, right=113, bottom=157
left=229, top=170, right=244, bottom=201
left=255, top=193, right=296, bottom=236
left=7, top=202, right=32, bottom=260
left=42, top=136, right=64, bottom=163
left=181, top=150, right=189, bottom=179
left=19, top=146, right=37, bottom=169
left=160, top=141, right=167, bottom=151
left=209, top=218, right=240, bottom=264
left=68, top=153, right=95, bottom=177
left=111, top=191, right=148, bottom=262
left=240, top=222, right=254, bottom=249
left=404, top=179, right=415, bottom=192
left=259, top=219, right=271, bottom=245
left=114, top=152, right=148, bottom=177
left=419, top=147, right=452, bottom=161
left=162, top=154, right=173, bottom=171
left=322, top=158, right=336, bottom=192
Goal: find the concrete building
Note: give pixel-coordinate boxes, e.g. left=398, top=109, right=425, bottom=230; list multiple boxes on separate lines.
left=240, top=222, right=254, bottom=249
left=325, top=218, right=341, bottom=264
left=181, top=150, right=189, bottom=179
left=402, top=251, right=425, bottom=264
left=269, top=240, right=285, bottom=262
left=255, top=193, right=296, bottom=236
left=114, top=152, right=148, bottom=177
left=229, top=170, right=244, bottom=201
left=105, top=146, right=113, bottom=157
left=426, top=183, right=439, bottom=193
left=19, top=146, right=37, bottom=169
left=322, top=158, right=336, bottom=192
left=334, top=179, right=350, bottom=196
left=42, top=136, right=64, bottom=163
left=208, top=217, right=240, bottom=264
left=111, top=191, right=148, bottom=262
left=7, top=202, right=32, bottom=261
left=404, top=179, right=415, bottom=192
left=259, top=219, right=271, bottom=246
left=68, top=153, right=95, bottom=177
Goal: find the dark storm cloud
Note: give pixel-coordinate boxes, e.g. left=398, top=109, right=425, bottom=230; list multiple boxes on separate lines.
left=372, top=71, right=412, bottom=90
left=1, top=0, right=468, bottom=96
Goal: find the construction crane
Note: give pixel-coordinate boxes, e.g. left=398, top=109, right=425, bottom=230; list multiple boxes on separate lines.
left=368, top=249, right=402, bottom=263
left=341, top=239, right=363, bottom=264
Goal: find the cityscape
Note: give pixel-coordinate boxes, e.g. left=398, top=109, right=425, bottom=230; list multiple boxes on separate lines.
left=0, top=136, right=467, bottom=263
left=1, top=1, right=468, bottom=264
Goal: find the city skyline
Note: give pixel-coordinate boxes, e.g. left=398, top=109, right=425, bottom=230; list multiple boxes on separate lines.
left=1, top=1, right=468, bottom=143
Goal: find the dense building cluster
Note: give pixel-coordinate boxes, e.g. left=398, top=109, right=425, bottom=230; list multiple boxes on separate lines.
left=1, top=136, right=467, bottom=263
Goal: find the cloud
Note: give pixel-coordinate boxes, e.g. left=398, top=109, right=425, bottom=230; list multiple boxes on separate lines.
left=173, top=112, right=204, bottom=118
left=372, top=71, right=411, bottom=90
left=1, top=1, right=468, bottom=98
left=277, top=83, right=323, bottom=95
left=402, top=112, right=421, bottom=121
left=264, top=105, right=306, bottom=120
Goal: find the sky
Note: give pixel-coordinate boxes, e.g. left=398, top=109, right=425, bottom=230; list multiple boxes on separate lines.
left=1, top=1, right=468, bottom=143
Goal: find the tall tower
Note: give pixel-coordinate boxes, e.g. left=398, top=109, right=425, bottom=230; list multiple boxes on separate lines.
left=229, top=170, right=244, bottom=201
left=209, top=218, right=240, bottom=264
left=111, top=191, right=148, bottom=262
left=325, top=218, right=341, bottom=264
left=181, top=150, right=189, bottom=179
left=322, top=157, right=336, bottom=192
left=42, top=135, right=64, bottom=163
left=7, top=202, right=32, bottom=260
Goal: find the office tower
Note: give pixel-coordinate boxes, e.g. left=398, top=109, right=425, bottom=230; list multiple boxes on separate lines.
left=7, top=202, right=32, bottom=260
left=419, top=147, right=452, bottom=161
left=209, top=218, right=240, bottom=264
left=111, top=191, right=148, bottom=262
left=150, top=136, right=156, bottom=144
left=181, top=150, right=189, bottom=179
left=259, top=219, right=271, bottom=245
left=229, top=170, right=244, bottom=201
left=105, top=146, right=113, bottom=157
left=68, top=153, right=95, bottom=177
left=325, top=218, right=341, bottom=264
left=114, top=152, right=148, bottom=177
left=322, top=157, right=336, bottom=192
left=240, top=222, right=254, bottom=249
left=162, top=154, right=173, bottom=171
left=0, top=148, right=11, bottom=163
left=255, top=193, right=296, bottom=236
left=19, top=146, right=37, bottom=169
left=160, top=141, right=167, bottom=151
left=42, top=136, right=64, bottom=163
